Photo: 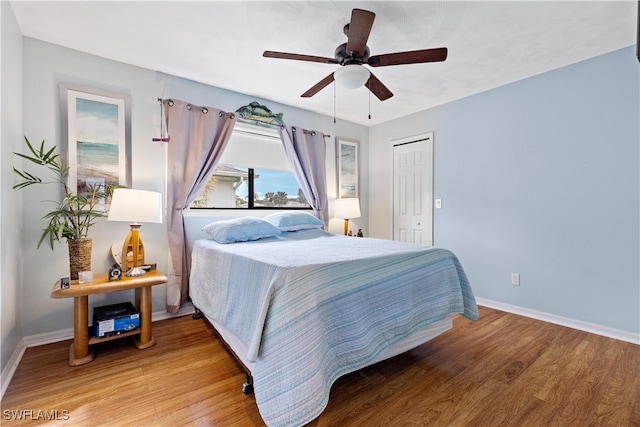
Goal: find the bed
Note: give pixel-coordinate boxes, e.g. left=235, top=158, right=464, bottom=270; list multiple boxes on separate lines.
left=189, top=214, right=478, bottom=427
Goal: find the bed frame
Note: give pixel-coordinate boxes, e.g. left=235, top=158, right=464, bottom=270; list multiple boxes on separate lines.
left=192, top=305, right=454, bottom=396
left=193, top=307, right=255, bottom=394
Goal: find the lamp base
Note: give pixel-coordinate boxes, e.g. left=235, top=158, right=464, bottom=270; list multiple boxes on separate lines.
left=122, top=224, right=145, bottom=274
left=343, top=219, right=350, bottom=236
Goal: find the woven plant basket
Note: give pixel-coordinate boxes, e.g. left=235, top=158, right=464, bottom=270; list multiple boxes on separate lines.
left=68, top=237, right=92, bottom=280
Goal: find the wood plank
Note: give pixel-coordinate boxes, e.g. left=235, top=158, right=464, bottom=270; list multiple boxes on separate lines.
left=2, top=308, right=639, bottom=426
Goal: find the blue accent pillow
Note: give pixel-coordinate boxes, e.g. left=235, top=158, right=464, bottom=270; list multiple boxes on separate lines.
left=202, top=217, right=281, bottom=243
left=264, top=211, right=324, bottom=232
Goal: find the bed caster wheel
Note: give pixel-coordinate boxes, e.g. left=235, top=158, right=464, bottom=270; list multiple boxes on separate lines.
left=242, top=382, right=254, bottom=394
left=192, top=310, right=202, bottom=320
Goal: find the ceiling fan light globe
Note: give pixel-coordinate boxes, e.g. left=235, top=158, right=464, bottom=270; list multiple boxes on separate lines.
left=334, top=65, right=370, bottom=89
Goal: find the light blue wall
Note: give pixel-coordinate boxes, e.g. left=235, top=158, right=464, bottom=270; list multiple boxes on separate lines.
left=1, top=1, right=25, bottom=377
left=369, top=47, right=639, bottom=335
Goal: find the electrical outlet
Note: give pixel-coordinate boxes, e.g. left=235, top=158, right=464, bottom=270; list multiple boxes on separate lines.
left=511, top=273, right=520, bottom=286
left=435, top=199, right=442, bottom=209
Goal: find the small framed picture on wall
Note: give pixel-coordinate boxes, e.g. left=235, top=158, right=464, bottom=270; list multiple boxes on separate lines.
left=336, top=137, right=359, bottom=199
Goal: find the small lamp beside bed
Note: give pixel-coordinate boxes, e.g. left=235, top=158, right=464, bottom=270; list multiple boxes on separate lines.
left=108, top=188, right=163, bottom=276
left=334, top=197, right=361, bottom=236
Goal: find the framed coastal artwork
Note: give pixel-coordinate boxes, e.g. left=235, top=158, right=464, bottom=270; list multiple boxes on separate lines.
left=336, top=137, right=359, bottom=199
left=59, top=83, right=132, bottom=201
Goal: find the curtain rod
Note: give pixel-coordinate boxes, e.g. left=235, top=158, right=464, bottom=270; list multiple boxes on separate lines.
left=158, top=98, right=330, bottom=138
left=237, top=117, right=279, bottom=129
left=237, top=118, right=330, bottom=138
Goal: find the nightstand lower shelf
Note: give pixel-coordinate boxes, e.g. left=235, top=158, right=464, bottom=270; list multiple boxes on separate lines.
left=88, top=328, right=140, bottom=345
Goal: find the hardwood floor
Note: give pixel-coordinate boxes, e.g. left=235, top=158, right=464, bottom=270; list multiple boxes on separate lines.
left=2, top=306, right=639, bottom=426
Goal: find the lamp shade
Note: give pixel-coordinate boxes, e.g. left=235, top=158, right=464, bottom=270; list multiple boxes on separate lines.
left=334, top=65, right=370, bottom=89
left=108, top=189, right=163, bottom=224
left=334, top=198, right=361, bottom=219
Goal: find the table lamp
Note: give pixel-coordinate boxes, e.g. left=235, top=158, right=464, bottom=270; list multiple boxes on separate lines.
left=334, top=198, right=361, bottom=236
left=107, top=188, right=163, bottom=276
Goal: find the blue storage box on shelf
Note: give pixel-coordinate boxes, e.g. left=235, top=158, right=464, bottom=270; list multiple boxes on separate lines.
left=93, top=302, right=140, bottom=338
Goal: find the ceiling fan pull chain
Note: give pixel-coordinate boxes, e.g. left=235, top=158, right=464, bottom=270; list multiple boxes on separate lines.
left=333, top=82, right=337, bottom=124
left=368, top=76, right=371, bottom=120
left=367, top=74, right=371, bottom=120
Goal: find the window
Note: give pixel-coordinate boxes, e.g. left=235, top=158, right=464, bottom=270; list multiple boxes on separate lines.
left=190, top=123, right=310, bottom=209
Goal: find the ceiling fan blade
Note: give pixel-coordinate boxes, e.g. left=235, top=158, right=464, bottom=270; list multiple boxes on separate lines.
left=301, top=73, right=335, bottom=98
left=345, top=9, right=375, bottom=58
left=366, top=73, right=393, bottom=101
left=368, top=47, right=448, bottom=67
left=263, top=51, right=338, bottom=65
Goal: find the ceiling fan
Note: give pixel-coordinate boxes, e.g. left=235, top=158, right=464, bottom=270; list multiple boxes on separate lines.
left=263, top=8, right=448, bottom=101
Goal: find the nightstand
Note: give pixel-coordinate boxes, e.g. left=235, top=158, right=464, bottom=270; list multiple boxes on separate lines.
left=50, top=270, right=168, bottom=366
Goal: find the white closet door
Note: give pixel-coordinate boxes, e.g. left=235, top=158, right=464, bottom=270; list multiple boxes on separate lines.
left=393, top=133, right=433, bottom=245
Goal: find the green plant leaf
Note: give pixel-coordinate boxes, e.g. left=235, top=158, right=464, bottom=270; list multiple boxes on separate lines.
left=15, top=136, right=116, bottom=248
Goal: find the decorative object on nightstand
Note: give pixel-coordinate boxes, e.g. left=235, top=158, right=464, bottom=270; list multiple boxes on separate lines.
left=109, top=263, right=123, bottom=281
left=107, top=188, right=163, bottom=277
left=334, top=197, right=361, bottom=236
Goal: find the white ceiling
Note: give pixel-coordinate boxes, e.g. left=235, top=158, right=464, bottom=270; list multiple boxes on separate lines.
left=10, top=1, right=637, bottom=126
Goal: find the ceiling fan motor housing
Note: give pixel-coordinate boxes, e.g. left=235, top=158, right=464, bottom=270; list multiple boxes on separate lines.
left=335, top=43, right=370, bottom=65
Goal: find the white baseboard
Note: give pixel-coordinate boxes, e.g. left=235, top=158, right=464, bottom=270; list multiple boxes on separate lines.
left=476, top=297, right=640, bottom=345
left=1, top=303, right=195, bottom=400
left=1, top=339, right=26, bottom=400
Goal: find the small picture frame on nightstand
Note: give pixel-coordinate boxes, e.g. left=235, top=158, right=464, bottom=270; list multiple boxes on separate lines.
left=109, top=264, right=123, bottom=281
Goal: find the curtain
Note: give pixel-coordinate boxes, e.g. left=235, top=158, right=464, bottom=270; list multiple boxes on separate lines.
left=278, top=124, right=329, bottom=227
left=164, top=99, right=237, bottom=313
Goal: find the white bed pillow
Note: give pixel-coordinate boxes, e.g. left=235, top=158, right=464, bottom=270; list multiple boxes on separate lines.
left=202, top=217, right=281, bottom=243
left=264, top=211, right=324, bottom=232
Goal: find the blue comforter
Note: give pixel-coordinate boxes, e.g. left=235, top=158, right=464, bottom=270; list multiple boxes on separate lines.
left=190, top=229, right=478, bottom=426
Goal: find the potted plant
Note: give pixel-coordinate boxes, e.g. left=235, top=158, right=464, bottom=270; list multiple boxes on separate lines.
left=13, top=136, right=115, bottom=279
